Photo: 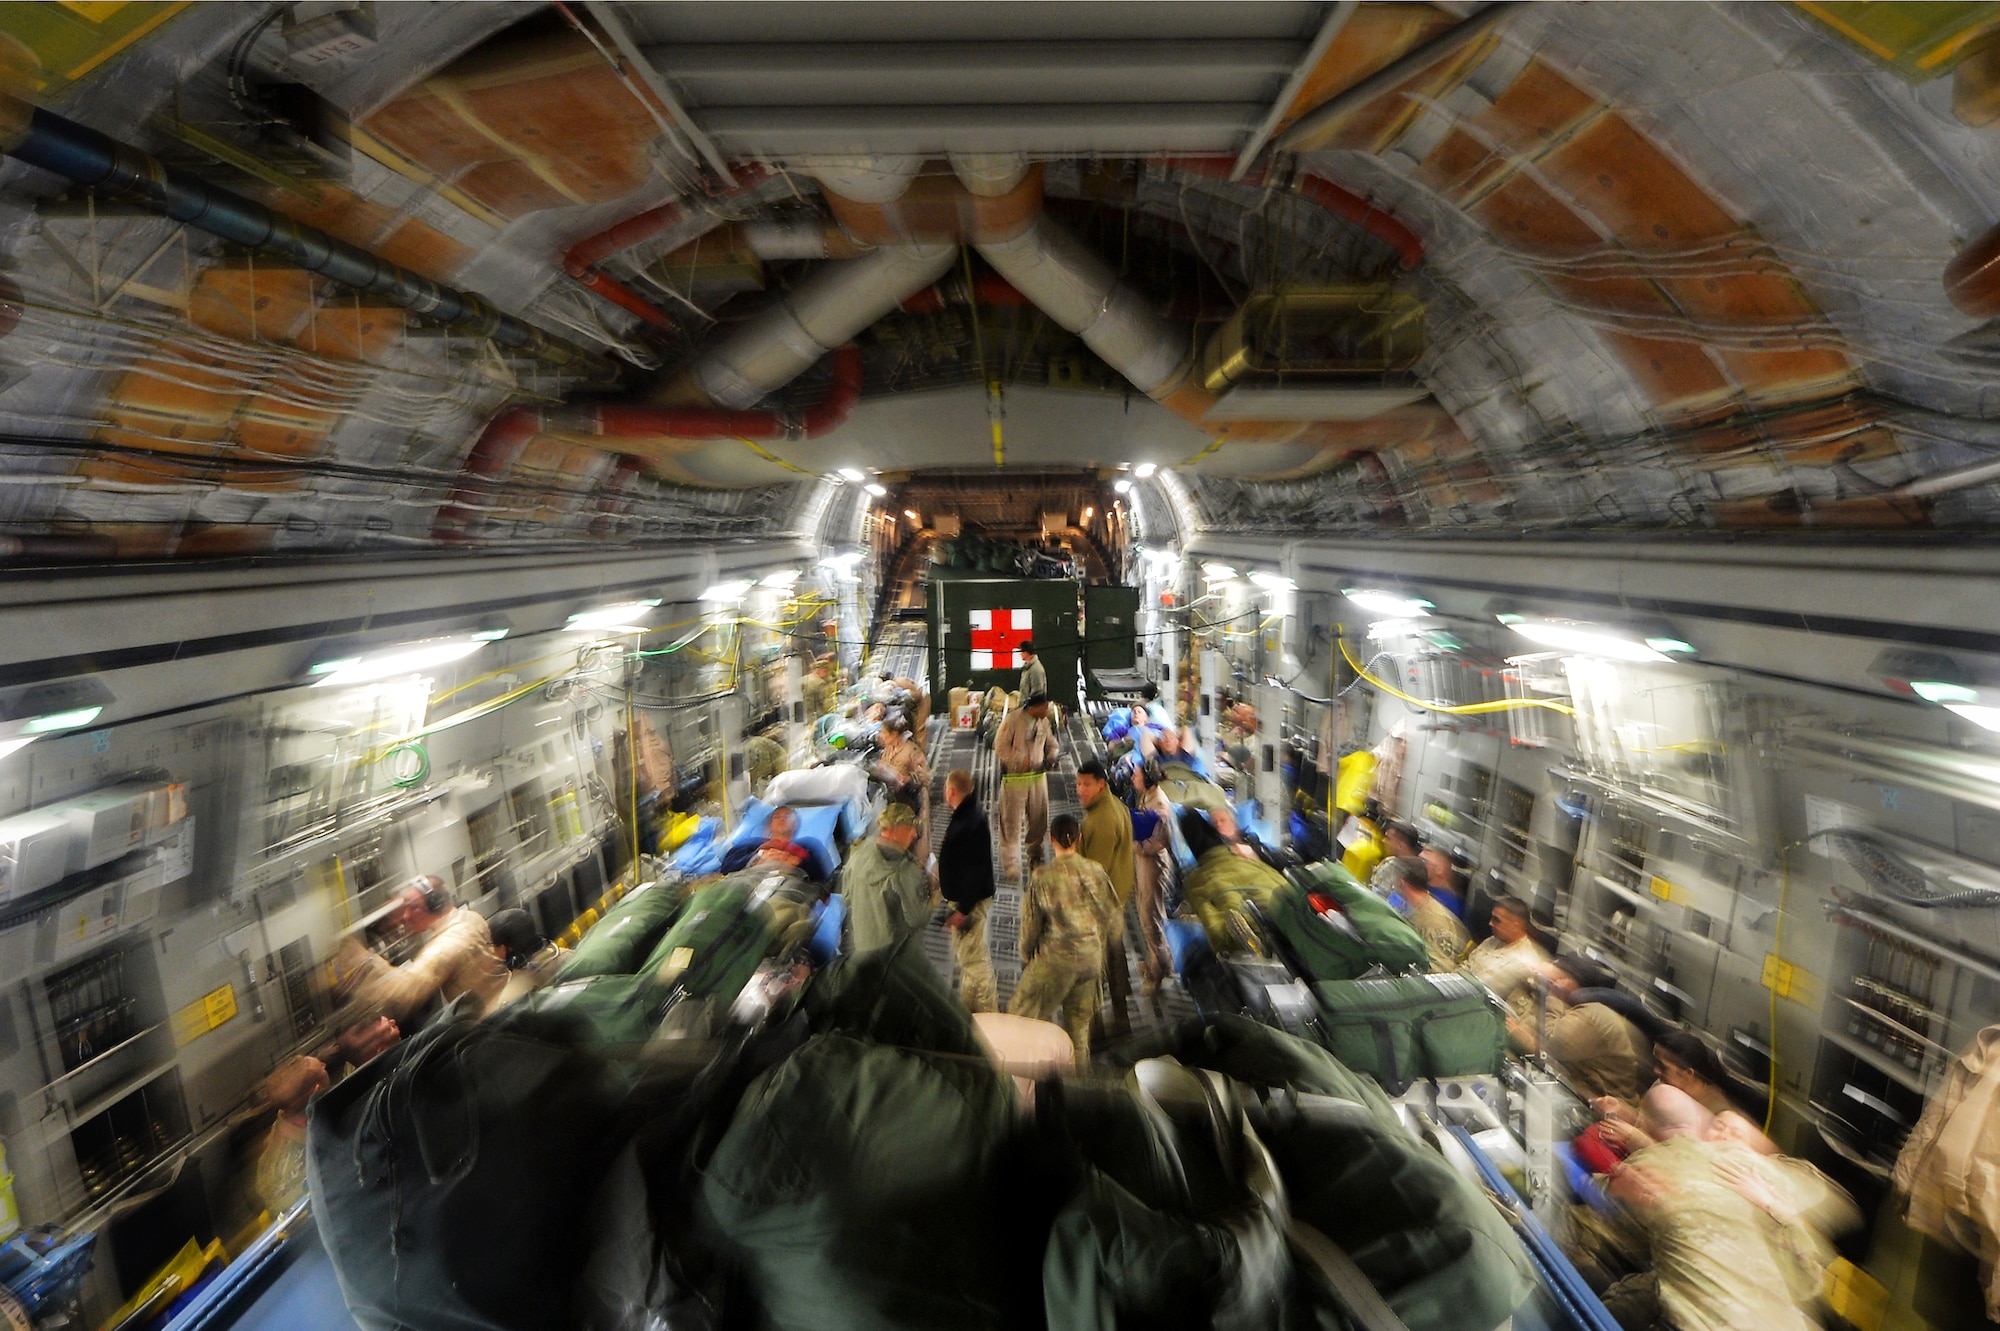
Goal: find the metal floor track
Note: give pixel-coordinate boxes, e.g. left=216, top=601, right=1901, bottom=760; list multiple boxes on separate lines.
left=915, top=703, right=1196, bottom=1039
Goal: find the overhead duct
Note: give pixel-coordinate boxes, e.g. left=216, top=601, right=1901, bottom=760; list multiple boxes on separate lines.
left=443, top=231, right=952, bottom=535
left=818, top=161, right=1043, bottom=246
left=0, top=97, right=617, bottom=383
left=686, top=242, right=957, bottom=408
left=977, top=214, right=1189, bottom=398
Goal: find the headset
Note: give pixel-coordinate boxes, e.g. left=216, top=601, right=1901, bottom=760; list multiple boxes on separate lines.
left=409, top=874, right=450, bottom=915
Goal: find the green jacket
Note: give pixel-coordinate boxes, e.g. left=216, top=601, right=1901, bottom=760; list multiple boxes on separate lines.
left=1019, top=655, right=1047, bottom=701
left=1182, top=844, right=1289, bottom=948
left=841, top=836, right=933, bottom=955
left=1080, top=787, right=1136, bottom=905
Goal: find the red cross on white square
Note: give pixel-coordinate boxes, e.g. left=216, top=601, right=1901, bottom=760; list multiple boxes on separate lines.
left=968, top=607, right=1032, bottom=671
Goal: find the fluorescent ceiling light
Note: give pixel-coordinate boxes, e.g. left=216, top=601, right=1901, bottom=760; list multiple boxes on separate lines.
left=1913, top=680, right=1981, bottom=704
left=1367, top=617, right=1434, bottom=641
left=1134, top=462, right=1157, bottom=478
left=1645, top=636, right=1698, bottom=656
left=1114, top=479, right=1133, bottom=493
left=311, top=637, right=488, bottom=688
left=1202, top=562, right=1238, bottom=581
left=903, top=509, right=921, bottom=521
left=837, top=468, right=865, bottom=482
left=1249, top=571, right=1296, bottom=592
left=699, top=580, right=755, bottom=603
left=1506, top=618, right=1668, bottom=663
left=565, top=600, right=661, bottom=633
left=1343, top=588, right=1433, bottom=619
left=0, top=738, right=35, bottom=761
left=864, top=482, right=888, bottom=497
left=761, top=568, right=801, bottom=589
left=23, top=707, right=102, bottom=734
left=1947, top=703, right=2000, bottom=732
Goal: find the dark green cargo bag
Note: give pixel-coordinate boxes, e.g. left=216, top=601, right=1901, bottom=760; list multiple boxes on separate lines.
left=556, top=878, right=690, bottom=982
left=1262, top=862, right=1429, bottom=982
left=522, top=972, right=665, bottom=1046
left=640, top=877, right=786, bottom=1003
left=1309, top=973, right=1507, bottom=1094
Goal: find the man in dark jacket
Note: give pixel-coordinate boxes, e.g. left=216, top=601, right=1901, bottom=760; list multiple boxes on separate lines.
left=936, top=768, right=997, bottom=1011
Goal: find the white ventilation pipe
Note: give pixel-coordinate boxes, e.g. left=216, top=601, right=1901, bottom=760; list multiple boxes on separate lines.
left=976, top=214, right=1192, bottom=397
left=949, top=152, right=1030, bottom=197
left=796, top=156, right=924, bottom=203
left=693, top=242, right=957, bottom=408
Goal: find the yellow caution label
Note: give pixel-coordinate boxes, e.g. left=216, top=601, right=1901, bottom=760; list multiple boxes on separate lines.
left=1649, top=875, right=1676, bottom=902
left=1762, top=953, right=1809, bottom=1001
left=172, top=983, right=238, bottom=1046
left=55, top=2, right=128, bottom=21
left=1824, top=1258, right=1888, bottom=1331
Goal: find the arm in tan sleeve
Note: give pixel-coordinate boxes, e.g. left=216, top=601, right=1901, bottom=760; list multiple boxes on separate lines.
left=355, top=912, right=479, bottom=1020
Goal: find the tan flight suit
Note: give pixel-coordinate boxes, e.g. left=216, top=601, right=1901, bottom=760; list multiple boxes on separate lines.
left=1897, top=1024, right=2000, bottom=1319
left=351, top=906, right=508, bottom=1021
left=1542, top=999, right=1652, bottom=1102
left=874, top=735, right=931, bottom=842
left=1010, top=851, right=1120, bottom=1064
left=1407, top=892, right=1470, bottom=973
left=1604, top=1137, right=1821, bottom=1331
left=1463, top=933, right=1551, bottom=1020
left=993, top=706, right=1058, bottom=879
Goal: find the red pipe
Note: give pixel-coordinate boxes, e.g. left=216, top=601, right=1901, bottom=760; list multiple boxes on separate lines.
left=1163, top=156, right=1425, bottom=271
left=433, top=407, right=544, bottom=541
left=899, top=272, right=1033, bottom=314
left=559, top=165, right=771, bottom=331
left=432, top=346, right=862, bottom=541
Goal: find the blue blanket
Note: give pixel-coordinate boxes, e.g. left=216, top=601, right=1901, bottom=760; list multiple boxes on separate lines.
left=718, top=797, right=843, bottom=881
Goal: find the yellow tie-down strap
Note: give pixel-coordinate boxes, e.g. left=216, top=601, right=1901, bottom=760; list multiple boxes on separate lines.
left=1001, top=771, right=1047, bottom=784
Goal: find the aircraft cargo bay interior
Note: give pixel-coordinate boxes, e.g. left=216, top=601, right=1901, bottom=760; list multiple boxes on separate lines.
left=0, top=3, right=1995, bottom=1330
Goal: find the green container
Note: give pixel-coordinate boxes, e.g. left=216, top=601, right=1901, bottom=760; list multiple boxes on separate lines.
left=926, top=576, right=1083, bottom=709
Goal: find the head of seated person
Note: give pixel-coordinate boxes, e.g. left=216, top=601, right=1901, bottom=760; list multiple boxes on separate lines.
left=1640, top=1083, right=1714, bottom=1140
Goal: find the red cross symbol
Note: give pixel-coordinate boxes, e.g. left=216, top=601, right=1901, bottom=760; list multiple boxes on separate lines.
left=968, top=608, right=1032, bottom=671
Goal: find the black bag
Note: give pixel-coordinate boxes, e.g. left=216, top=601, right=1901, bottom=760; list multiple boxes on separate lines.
left=306, top=1001, right=631, bottom=1331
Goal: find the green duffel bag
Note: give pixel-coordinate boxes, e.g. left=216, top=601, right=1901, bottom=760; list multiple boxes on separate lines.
left=1262, top=861, right=1430, bottom=982
left=520, top=972, right=666, bottom=1046
left=1309, top=972, right=1507, bottom=1094
left=555, top=878, right=691, bottom=982
left=639, top=874, right=798, bottom=1004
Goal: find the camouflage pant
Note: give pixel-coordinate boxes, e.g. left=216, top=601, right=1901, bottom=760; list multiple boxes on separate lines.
left=952, top=899, right=997, bottom=1013
left=1010, top=950, right=1100, bottom=1065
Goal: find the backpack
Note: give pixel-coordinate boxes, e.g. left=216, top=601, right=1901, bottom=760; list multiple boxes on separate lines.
left=306, top=1002, right=630, bottom=1331
left=1308, top=973, right=1508, bottom=1095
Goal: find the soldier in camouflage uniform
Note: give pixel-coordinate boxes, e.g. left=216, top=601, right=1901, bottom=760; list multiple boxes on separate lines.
left=1009, top=813, right=1120, bottom=1065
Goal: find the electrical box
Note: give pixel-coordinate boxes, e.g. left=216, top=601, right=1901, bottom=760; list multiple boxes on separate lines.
left=0, top=811, right=71, bottom=902
left=58, top=785, right=158, bottom=873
